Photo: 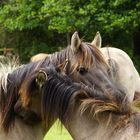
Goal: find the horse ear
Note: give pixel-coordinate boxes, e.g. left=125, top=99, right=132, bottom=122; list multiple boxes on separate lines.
left=36, top=70, right=47, bottom=88
left=71, top=32, right=81, bottom=52
left=56, top=59, right=68, bottom=74
left=91, top=31, right=102, bottom=48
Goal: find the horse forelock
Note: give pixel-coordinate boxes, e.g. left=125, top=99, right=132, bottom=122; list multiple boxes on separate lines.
left=68, top=42, right=109, bottom=75
left=86, top=42, right=108, bottom=68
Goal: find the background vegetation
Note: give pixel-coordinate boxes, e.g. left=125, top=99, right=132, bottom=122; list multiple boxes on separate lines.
left=0, top=0, right=140, bottom=70
left=44, top=121, right=72, bottom=140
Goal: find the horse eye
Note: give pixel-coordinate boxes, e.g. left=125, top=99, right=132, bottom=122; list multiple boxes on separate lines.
left=77, top=67, right=88, bottom=75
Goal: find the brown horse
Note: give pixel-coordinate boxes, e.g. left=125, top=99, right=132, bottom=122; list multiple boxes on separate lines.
left=15, top=64, right=140, bottom=140
left=0, top=55, right=69, bottom=138
left=0, top=58, right=44, bottom=140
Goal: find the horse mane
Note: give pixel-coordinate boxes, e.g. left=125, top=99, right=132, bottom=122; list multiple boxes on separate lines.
left=84, top=42, right=108, bottom=69
left=41, top=69, right=82, bottom=128
left=42, top=65, right=140, bottom=133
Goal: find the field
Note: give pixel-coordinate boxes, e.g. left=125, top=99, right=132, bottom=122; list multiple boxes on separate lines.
left=44, top=121, right=73, bottom=140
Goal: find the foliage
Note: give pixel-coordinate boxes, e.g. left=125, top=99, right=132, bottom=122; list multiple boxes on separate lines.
left=0, top=0, right=140, bottom=67
left=0, top=0, right=139, bottom=33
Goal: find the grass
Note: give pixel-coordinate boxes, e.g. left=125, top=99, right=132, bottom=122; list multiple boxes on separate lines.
left=44, top=121, right=73, bottom=140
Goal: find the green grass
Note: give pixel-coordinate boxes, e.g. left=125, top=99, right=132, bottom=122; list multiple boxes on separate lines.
left=44, top=121, right=73, bottom=140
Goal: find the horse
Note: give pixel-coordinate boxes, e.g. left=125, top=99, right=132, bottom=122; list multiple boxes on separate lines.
left=0, top=40, right=75, bottom=136
left=30, top=32, right=140, bottom=102
left=0, top=54, right=126, bottom=139
left=0, top=55, right=68, bottom=138
left=14, top=64, right=140, bottom=140
left=67, top=32, right=140, bottom=102
left=0, top=31, right=138, bottom=138
left=92, top=32, right=140, bottom=102
left=30, top=53, right=50, bottom=62
left=0, top=58, right=44, bottom=140
left=1, top=51, right=140, bottom=139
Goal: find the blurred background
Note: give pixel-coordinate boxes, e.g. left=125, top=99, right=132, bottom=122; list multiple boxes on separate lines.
left=0, top=0, right=140, bottom=69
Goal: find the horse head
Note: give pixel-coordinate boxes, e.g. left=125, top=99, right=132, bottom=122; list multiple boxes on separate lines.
left=14, top=69, right=48, bottom=124
left=67, top=32, right=112, bottom=87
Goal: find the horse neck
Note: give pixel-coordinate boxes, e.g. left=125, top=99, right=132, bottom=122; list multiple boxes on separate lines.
left=63, top=107, right=139, bottom=140
left=61, top=106, right=119, bottom=140
left=62, top=105, right=98, bottom=140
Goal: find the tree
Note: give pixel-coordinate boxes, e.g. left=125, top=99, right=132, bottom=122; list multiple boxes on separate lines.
left=0, top=0, right=140, bottom=61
